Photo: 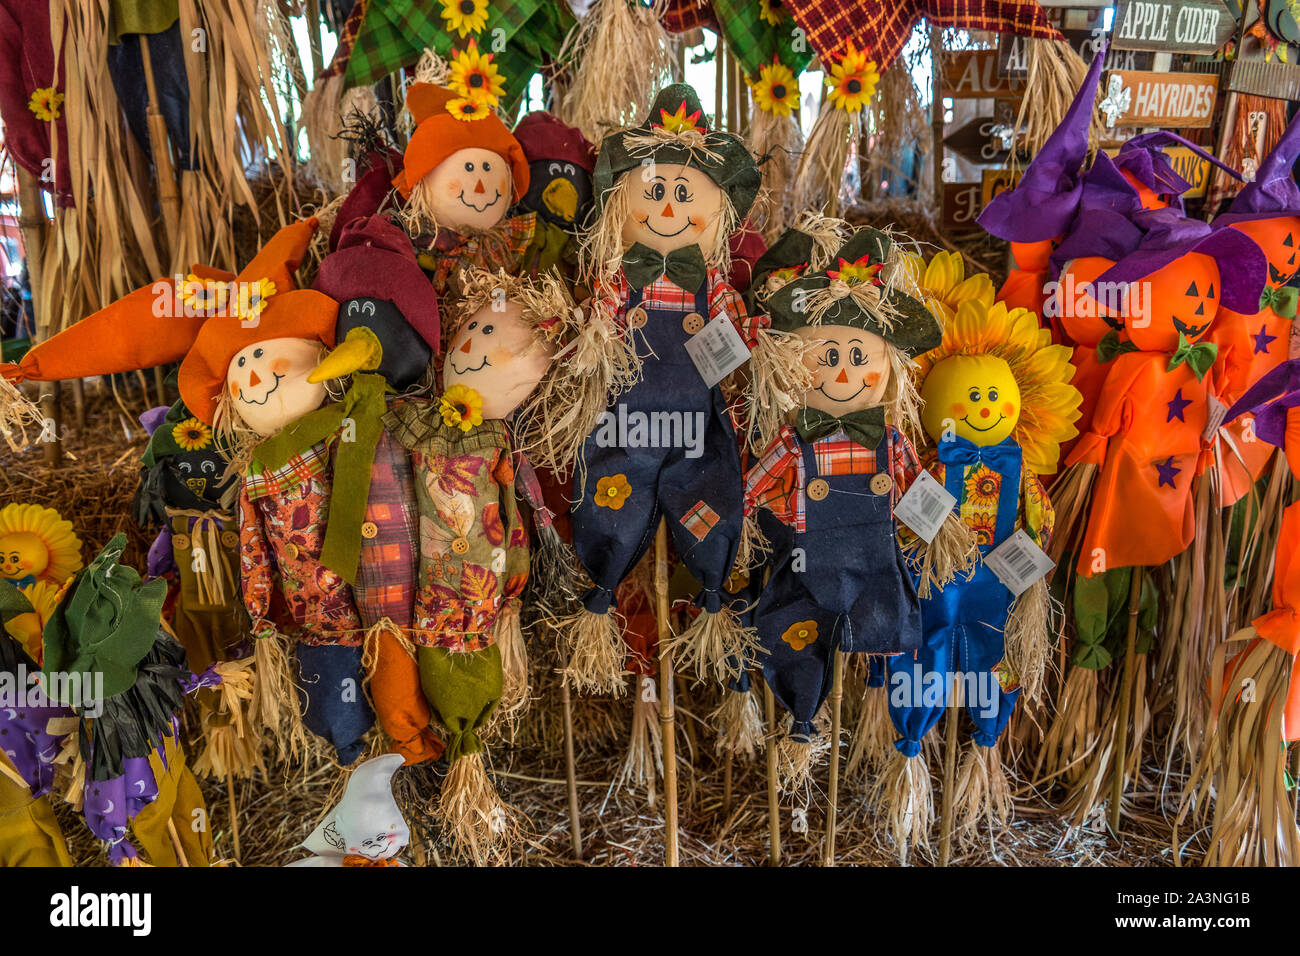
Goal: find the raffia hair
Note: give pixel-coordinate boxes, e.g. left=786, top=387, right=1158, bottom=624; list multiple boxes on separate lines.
left=453, top=267, right=574, bottom=355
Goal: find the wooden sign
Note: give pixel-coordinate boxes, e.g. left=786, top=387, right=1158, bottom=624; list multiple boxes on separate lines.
left=942, top=107, right=1027, bottom=166
left=1111, top=0, right=1236, bottom=54
left=941, top=50, right=1024, bottom=99
left=1102, top=143, right=1212, bottom=197
left=1228, top=57, right=1300, bottom=99
left=981, top=168, right=1023, bottom=207
left=1000, top=30, right=1154, bottom=76
left=941, top=182, right=986, bottom=232
left=1101, top=70, right=1218, bottom=128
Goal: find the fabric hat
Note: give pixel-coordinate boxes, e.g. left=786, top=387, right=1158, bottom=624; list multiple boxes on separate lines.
left=977, top=43, right=1106, bottom=242
left=313, top=215, right=440, bottom=351
left=1112, top=131, right=1236, bottom=208
left=1095, top=207, right=1268, bottom=314
left=42, top=533, right=167, bottom=702
left=329, top=146, right=404, bottom=251
left=593, top=82, right=761, bottom=221
left=140, top=400, right=220, bottom=467
left=298, top=753, right=409, bottom=862
left=177, top=218, right=338, bottom=425
left=392, top=83, right=529, bottom=203
left=746, top=225, right=814, bottom=312
left=0, top=578, right=32, bottom=624
left=1214, top=113, right=1300, bottom=226
left=766, top=227, right=941, bottom=355
left=514, top=110, right=596, bottom=173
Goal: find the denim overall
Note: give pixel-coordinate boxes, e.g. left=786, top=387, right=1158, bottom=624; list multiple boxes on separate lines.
left=887, top=437, right=1023, bottom=756
left=573, top=283, right=743, bottom=618
left=755, top=433, right=921, bottom=739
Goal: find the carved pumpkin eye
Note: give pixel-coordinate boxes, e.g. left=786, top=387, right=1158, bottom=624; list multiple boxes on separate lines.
left=1207, top=283, right=1215, bottom=299
left=1285, top=233, right=1294, bottom=247
left=1186, top=281, right=1199, bottom=296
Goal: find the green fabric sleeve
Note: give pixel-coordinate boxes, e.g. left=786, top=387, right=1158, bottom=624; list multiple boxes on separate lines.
left=417, top=644, right=502, bottom=762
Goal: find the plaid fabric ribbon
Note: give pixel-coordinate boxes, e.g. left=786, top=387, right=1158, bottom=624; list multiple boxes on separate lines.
left=785, top=0, right=1061, bottom=71
left=661, top=0, right=718, bottom=33
left=244, top=441, right=332, bottom=500
left=414, top=211, right=537, bottom=300
left=681, top=499, right=722, bottom=541
left=712, top=0, right=815, bottom=78
left=323, top=0, right=369, bottom=78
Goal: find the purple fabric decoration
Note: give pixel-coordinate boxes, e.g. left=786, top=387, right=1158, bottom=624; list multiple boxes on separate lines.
left=181, top=663, right=221, bottom=695
left=1225, top=358, right=1300, bottom=448
left=1050, top=207, right=1145, bottom=274
left=1113, top=131, right=1241, bottom=212
left=83, top=755, right=162, bottom=863
left=139, top=405, right=169, bottom=436
left=1215, top=114, right=1300, bottom=225
left=0, top=677, right=71, bottom=798
left=146, top=525, right=175, bottom=579
left=977, top=42, right=1108, bottom=242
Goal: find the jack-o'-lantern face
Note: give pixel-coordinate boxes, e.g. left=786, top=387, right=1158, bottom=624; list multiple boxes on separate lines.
left=921, top=354, right=1021, bottom=447
left=1055, top=256, right=1125, bottom=347
left=1228, top=216, right=1300, bottom=288
left=795, top=325, right=890, bottom=414
left=422, top=147, right=514, bottom=232
left=0, top=532, right=47, bottom=581
left=225, top=337, right=328, bottom=436
left=1124, top=251, right=1219, bottom=351
left=622, top=164, right=723, bottom=256
left=442, top=302, right=555, bottom=420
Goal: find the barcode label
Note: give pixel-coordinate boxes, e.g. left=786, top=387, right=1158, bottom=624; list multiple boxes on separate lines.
left=1202, top=392, right=1227, bottom=441
left=984, top=529, right=1055, bottom=596
left=683, top=314, right=751, bottom=387
left=893, top=470, right=955, bottom=543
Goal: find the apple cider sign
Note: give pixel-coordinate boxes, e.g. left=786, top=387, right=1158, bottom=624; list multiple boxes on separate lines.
left=1112, top=0, right=1235, bottom=54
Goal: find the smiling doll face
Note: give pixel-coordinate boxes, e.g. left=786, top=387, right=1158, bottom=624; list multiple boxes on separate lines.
left=423, top=147, right=514, bottom=232
left=442, top=302, right=555, bottom=420
left=622, top=163, right=723, bottom=256
left=225, top=337, right=328, bottom=436
left=1228, top=216, right=1300, bottom=288
left=796, top=325, right=890, bottom=414
left=921, top=354, right=1021, bottom=447
left=0, top=532, right=47, bottom=581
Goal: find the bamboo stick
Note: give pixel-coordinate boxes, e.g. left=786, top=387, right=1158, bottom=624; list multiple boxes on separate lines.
left=306, top=0, right=325, bottom=79
left=561, top=660, right=584, bottom=858
left=939, top=674, right=962, bottom=865
left=655, top=519, right=678, bottom=866
left=1109, top=567, right=1145, bottom=834
left=715, top=33, right=726, bottom=129
left=138, top=36, right=180, bottom=250
left=16, top=167, right=60, bottom=468
left=765, top=678, right=781, bottom=865
left=226, top=775, right=241, bottom=864
left=823, top=650, right=844, bottom=866
left=166, top=818, right=191, bottom=867
left=930, top=26, right=945, bottom=207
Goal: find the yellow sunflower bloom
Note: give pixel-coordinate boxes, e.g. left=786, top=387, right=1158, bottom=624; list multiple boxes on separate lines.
left=825, top=41, right=879, bottom=113
left=446, top=96, right=491, bottom=121
left=28, top=87, right=64, bottom=121
left=172, top=417, right=212, bottom=452
left=440, top=0, right=489, bottom=38
left=781, top=619, right=819, bottom=651
left=759, top=0, right=787, bottom=26
left=749, top=60, right=799, bottom=118
left=593, top=474, right=632, bottom=510
left=440, top=384, right=485, bottom=432
left=449, top=39, right=506, bottom=107
left=235, top=277, right=277, bottom=323
left=181, top=273, right=230, bottom=314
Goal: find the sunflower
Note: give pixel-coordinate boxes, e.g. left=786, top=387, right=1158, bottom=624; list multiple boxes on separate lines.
left=825, top=41, right=879, bottom=113
left=759, top=0, right=787, bottom=26
left=913, top=286, right=1083, bottom=475
left=28, top=87, right=63, bottom=121
left=172, top=417, right=212, bottom=452
left=0, top=503, right=83, bottom=588
left=593, top=474, right=632, bottom=510
left=826, top=253, right=883, bottom=286
left=181, top=273, right=231, bottom=314
left=234, top=277, right=277, bottom=323
left=6, top=579, right=63, bottom=665
left=963, top=465, right=1002, bottom=510
left=446, top=96, right=491, bottom=122
left=448, top=39, right=506, bottom=107
left=440, top=384, right=485, bottom=432
left=781, top=619, right=819, bottom=651
left=749, top=60, right=800, bottom=118
left=655, top=100, right=706, bottom=134
left=440, top=0, right=489, bottom=38
left=899, top=250, right=996, bottom=323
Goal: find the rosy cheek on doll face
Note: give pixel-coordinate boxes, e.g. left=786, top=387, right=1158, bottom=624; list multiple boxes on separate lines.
left=445, top=177, right=462, bottom=198
left=951, top=402, right=967, bottom=418
left=1002, top=401, right=1016, bottom=418
left=863, top=371, right=882, bottom=388
left=270, top=357, right=291, bottom=375
left=488, top=347, right=515, bottom=366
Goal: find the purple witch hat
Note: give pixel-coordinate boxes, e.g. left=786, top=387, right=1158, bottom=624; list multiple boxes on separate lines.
left=977, top=42, right=1107, bottom=242
left=1109, top=131, right=1239, bottom=212
left=1214, top=113, right=1300, bottom=225
left=1225, top=358, right=1300, bottom=443
left=1094, top=206, right=1267, bottom=314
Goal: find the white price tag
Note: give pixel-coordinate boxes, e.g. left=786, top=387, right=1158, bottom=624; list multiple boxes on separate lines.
left=984, top=529, right=1055, bottom=597
left=683, top=314, right=750, bottom=387
left=893, top=470, right=955, bottom=544
left=1202, top=392, right=1228, bottom=441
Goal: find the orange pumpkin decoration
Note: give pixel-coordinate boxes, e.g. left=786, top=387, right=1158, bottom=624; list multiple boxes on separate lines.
left=1122, top=250, right=1221, bottom=352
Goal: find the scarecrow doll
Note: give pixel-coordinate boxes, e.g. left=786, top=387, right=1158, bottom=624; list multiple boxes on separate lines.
left=392, top=81, right=534, bottom=304
left=308, top=214, right=445, bottom=767
left=885, top=289, right=1081, bottom=845
left=42, top=535, right=215, bottom=866
left=743, top=226, right=976, bottom=789
left=286, top=753, right=410, bottom=867
left=512, top=110, right=597, bottom=279
left=385, top=267, right=569, bottom=863
left=176, top=218, right=375, bottom=767
left=537, top=82, right=767, bottom=695
left=0, top=503, right=82, bottom=591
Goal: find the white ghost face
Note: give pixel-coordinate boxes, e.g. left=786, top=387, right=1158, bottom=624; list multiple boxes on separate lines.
left=796, top=325, right=891, bottom=415
left=442, top=301, right=555, bottom=420
left=621, top=163, right=723, bottom=255
left=225, top=336, right=328, bottom=436
left=421, top=147, right=514, bottom=232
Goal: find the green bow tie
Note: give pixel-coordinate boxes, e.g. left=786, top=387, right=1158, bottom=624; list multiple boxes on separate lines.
left=1096, top=329, right=1139, bottom=364
left=796, top=405, right=886, bottom=450
left=1167, top=333, right=1217, bottom=382
left=622, top=242, right=708, bottom=293
left=1260, top=284, right=1299, bottom=319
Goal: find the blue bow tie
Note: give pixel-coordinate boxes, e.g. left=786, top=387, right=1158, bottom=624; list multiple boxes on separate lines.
left=938, top=435, right=1023, bottom=473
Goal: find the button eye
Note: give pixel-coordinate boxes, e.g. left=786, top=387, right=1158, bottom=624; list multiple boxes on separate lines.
left=969, top=389, right=981, bottom=402
left=464, top=162, right=475, bottom=172
left=988, top=388, right=999, bottom=401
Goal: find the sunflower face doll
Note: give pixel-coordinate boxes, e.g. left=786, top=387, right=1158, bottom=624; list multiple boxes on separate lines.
left=0, top=503, right=82, bottom=591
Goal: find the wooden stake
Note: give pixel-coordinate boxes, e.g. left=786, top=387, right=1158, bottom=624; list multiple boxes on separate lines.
left=166, top=818, right=191, bottom=867
left=715, top=34, right=726, bottom=129
left=764, top=678, right=782, bottom=865
left=305, top=0, right=325, bottom=79
left=561, top=661, right=584, bottom=858
left=226, top=775, right=241, bottom=864
left=939, top=676, right=962, bottom=866
left=930, top=26, right=945, bottom=207
left=823, top=650, right=845, bottom=866
left=138, top=36, right=180, bottom=250
left=722, top=750, right=734, bottom=819
left=655, top=519, right=678, bottom=866
left=1109, top=566, right=1145, bottom=834
left=16, top=168, right=60, bottom=468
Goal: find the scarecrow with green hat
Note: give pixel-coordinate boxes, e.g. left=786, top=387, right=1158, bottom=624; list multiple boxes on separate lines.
left=41, top=534, right=215, bottom=866
left=530, top=81, right=769, bottom=695
left=743, top=224, right=977, bottom=789
left=0, top=579, right=75, bottom=866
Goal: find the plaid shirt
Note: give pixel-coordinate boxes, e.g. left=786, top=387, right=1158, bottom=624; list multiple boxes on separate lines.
left=352, top=429, right=419, bottom=628
left=745, top=424, right=922, bottom=533
left=596, top=266, right=768, bottom=349
left=243, top=441, right=332, bottom=500
left=415, top=212, right=537, bottom=310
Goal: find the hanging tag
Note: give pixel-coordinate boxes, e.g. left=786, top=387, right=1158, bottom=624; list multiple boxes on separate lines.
left=1202, top=393, right=1228, bottom=442
left=683, top=314, right=750, bottom=387
left=893, top=470, right=956, bottom=543
left=984, top=529, right=1055, bottom=597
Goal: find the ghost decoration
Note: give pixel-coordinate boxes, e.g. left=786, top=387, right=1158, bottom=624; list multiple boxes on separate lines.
left=287, top=754, right=410, bottom=867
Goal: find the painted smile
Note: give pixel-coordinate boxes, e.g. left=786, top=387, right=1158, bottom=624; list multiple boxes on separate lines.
left=237, top=373, right=283, bottom=405
left=961, top=413, right=1006, bottom=432
left=1269, top=262, right=1295, bottom=284
left=450, top=356, right=490, bottom=374
left=815, top=382, right=867, bottom=403
left=640, top=215, right=694, bottom=239
left=458, top=189, right=502, bottom=213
